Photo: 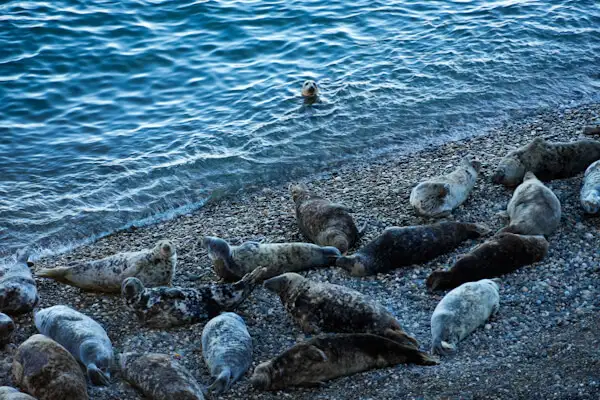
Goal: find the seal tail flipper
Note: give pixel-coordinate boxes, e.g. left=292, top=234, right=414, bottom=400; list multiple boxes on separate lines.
left=496, top=223, right=526, bottom=235
left=213, top=267, right=268, bottom=310
left=35, top=267, right=71, bottom=282
left=357, top=220, right=368, bottom=238
left=87, top=364, right=110, bottom=386
left=383, top=328, right=419, bottom=349
left=208, top=368, right=232, bottom=394
left=466, top=222, right=492, bottom=238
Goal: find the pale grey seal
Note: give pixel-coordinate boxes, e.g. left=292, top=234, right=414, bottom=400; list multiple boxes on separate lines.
left=580, top=160, right=600, bottom=214
left=0, top=250, right=38, bottom=314
left=0, top=386, right=37, bottom=400
left=301, top=80, right=319, bottom=98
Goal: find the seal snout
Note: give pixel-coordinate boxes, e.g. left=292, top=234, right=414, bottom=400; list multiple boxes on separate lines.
left=157, top=240, right=174, bottom=258
left=87, top=363, right=111, bottom=386
left=581, top=192, right=600, bottom=214
left=301, top=80, right=319, bottom=98
left=121, top=277, right=144, bottom=300
left=249, top=364, right=272, bottom=390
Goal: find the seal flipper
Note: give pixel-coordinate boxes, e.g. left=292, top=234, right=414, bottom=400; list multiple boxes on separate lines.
left=431, top=337, right=455, bottom=356
left=210, top=267, right=267, bottom=310
left=208, top=367, right=232, bottom=394
left=464, top=222, right=491, bottom=238
left=87, top=363, right=110, bottom=386
left=36, top=267, right=72, bottom=283
left=383, top=328, right=419, bottom=349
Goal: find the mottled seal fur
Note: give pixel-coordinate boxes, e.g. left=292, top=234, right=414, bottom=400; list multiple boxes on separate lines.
left=580, top=160, right=600, bottom=214
left=35, top=305, right=113, bottom=386
left=203, top=236, right=340, bottom=282
left=0, top=387, right=36, bottom=400
left=492, top=137, right=600, bottom=186
left=120, top=352, right=205, bottom=400
left=427, top=233, right=549, bottom=291
left=336, top=222, right=490, bottom=276
left=498, top=171, right=561, bottom=236
left=250, top=333, right=437, bottom=390
left=122, top=267, right=266, bottom=328
left=431, top=279, right=500, bottom=355
left=263, top=273, right=418, bottom=348
left=12, top=334, right=88, bottom=400
left=410, top=157, right=481, bottom=217
left=0, top=250, right=38, bottom=314
left=36, top=240, right=176, bottom=292
left=201, top=312, right=253, bottom=394
left=0, top=312, right=15, bottom=346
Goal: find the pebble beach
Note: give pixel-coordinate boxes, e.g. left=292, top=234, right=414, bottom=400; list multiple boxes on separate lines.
left=3, top=103, right=600, bottom=399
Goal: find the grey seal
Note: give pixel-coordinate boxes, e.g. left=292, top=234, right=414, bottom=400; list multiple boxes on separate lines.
left=12, top=334, right=88, bottom=400
left=301, top=80, right=319, bottom=99
left=0, top=387, right=36, bottom=400
left=580, top=160, right=600, bottom=214
left=36, top=240, right=176, bottom=292
left=201, top=312, right=253, bottom=394
left=120, top=352, right=205, bottom=400
left=35, top=305, right=113, bottom=386
left=263, top=273, right=418, bottom=348
left=0, top=312, right=15, bottom=346
left=336, top=222, right=490, bottom=276
left=203, top=236, right=340, bottom=282
left=431, top=279, right=500, bottom=355
left=0, top=250, right=38, bottom=314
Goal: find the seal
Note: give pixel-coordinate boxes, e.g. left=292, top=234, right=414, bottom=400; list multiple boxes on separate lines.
left=0, top=249, right=38, bottom=314
left=336, top=222, right=490, bottom=276
left=290, top=183, right=361, bottom=253
left=201, top=312, right=253, bottom=394
left=121, top=267, right=266, bottom=328
left=0, top=387, right=36, bottom=400
left=12, top=334, right=88, bottom=400
left=0, top=312, right=15, bottom=346
left=301, top=80, right=319, bottom=99
left=580, top=160, right=600, bottom=214
left=34, top=305, right=113, bottom=386
left=491, top=137, right=600, bottom=186
left=250, top=333, right=437, bottom=390
left=498, top=171, right=561, bottom=236
left=36, top=240, right=176, bottom=292
left=263, top=273, right=418, bottom=348
left=120, top=352, right=205, bottom=400
left=203, top=236, right=340, bottom=282
left=426, top=233, right=549, bottom=291
left=430, top=279, right=500, bottom=355
left=410, top=157, right=481, bottom=217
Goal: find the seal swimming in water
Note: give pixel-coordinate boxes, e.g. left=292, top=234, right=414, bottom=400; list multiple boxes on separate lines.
left=250, top=333, right=437, bottom=390
left=12, top=334, right=88, bottom=400
left=491, top=137, right=600, bottom=186
left=35, top=305, right=113, bottom=386
left=301, top=79, right=319, bottom=103
left=120, top=352, right=205, bottom=400
left=410, top=157, right=481, bottom=218
left=201, top=312, right=253, bottom=394
left=290, top=183, right=361, bottom=253
left=0, top=387, right=36, bottom=400
left=0, top=250, right=38, bottom=314
left=580, top=160, right=600, bottom=214
left=263, top=273, right=418, bottom=348
left=36, top=240, right=176, bottom=292
left=426, top=233, right=549, bottom=291
left=498, top=171, right=561, bottom=236
left=336, top=222, right=490, bottom=276
left=430, top=279, right=500, bottom=355
left=0, top=312, right=15, bottom=346
left=122, top=267, right=266, bottom=328
left=203, top=236, right=340, bottom=282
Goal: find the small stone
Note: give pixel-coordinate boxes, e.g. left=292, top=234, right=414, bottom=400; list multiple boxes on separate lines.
left=485, top=324, right=492, bottom=330
left=521, top=287, right=529, bottom=293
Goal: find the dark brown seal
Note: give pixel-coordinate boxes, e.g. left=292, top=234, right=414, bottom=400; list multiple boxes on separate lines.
left=336, top=222, right=490, bottom=276
left=250, top=333, right=437, bottom=390
left=426, top=233, right=549, bottom=291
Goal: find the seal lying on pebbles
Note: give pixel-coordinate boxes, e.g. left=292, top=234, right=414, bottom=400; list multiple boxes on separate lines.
left=12, top=334, right=88, bottom=400
left=36, top=240, right=176, bottom=292
left=203, top=236, right=340, bottom=282
left=491, top=137, right=600, bottom=186
left=263, top=273, right=418, bottom=347
left=498, top=171, right=561, bottom=236
left=0, top=250, right=38, bottom=314
left=250, top=333, right=437, bottom=390
left=0, top=312, right=15, bottom=346
left=290, top=183, right=361, bottom=253
left=35, top=305, right=113, bottom=386
left=580, top=160, right=600, bottom=214
left=120, top=352, right=205, bottom=400
left=426, top=233, right=549, bottom=291
left=410, top=157, right=481, bottom=217
left=431, top=279, right=500, bottom=355
left=122, top=267, right=266, bottom=328
left=0, top=387, right=36, bottom=400
left=336, top=222, right=490, bottom=276
left=201, top=312, right=253, bottom=394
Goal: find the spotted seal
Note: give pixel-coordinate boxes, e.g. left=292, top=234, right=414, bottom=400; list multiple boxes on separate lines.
left=427, top=233, right=548, bottom=291
left=0, top=250, right=38, bottom=314
left=0, top=312, right=15, bottom=346
left=203, top=236, right=340, bottom=282
left=492, top=137, right=600, bottom=186
left=336, top=222, right=490, bottom=276
left=0, top=387, right=36, bottom=400
left=36, top=240, right=176, bottom=292
left=35, top=305, right=113, bottom=386
left=498, top=171, right=561, bottom=236
left=250, top=333, right=436, bottom=390
left=410, top=157, right=481, bottom=218
left=263, top=273, right=418, bottom=347
left=201, top=312, right=253, bottom=394
left=580, top=160, right=600, bottom=214
left=120, top=352, right=205, bottom=400
left=430, top=279, right=500, bottom=355
left=122, top=267, right=266, bottom=328
left=12, top=334, right=88, bottom=400
left=290, top=183, right=361, bottom=253
left=301, top=80, right=319, bottom=99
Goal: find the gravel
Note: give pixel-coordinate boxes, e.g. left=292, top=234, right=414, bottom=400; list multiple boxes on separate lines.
left=2, top=103, right=600, bottom=399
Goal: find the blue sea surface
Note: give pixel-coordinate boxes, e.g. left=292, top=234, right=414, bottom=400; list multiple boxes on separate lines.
left=1, top=0, right=600, bottom=260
